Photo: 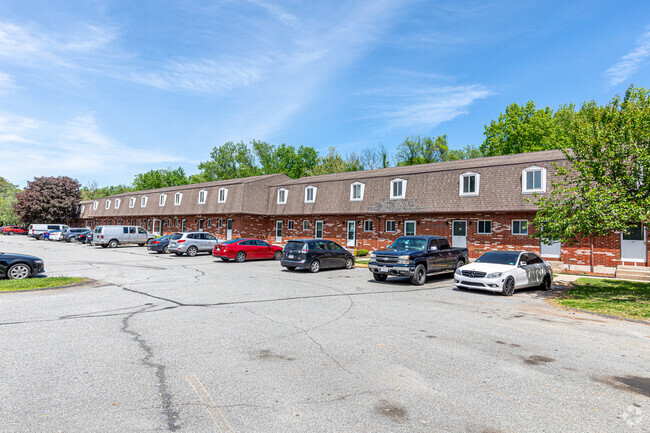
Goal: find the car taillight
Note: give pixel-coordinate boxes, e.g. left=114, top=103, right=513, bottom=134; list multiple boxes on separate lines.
left=153, top=241, right=159, bottom=244
left=301, top=245, right=308, bottom=253
left=101, top=235, right=104, bottom=239
left=178, top=240, right=185, bottom=243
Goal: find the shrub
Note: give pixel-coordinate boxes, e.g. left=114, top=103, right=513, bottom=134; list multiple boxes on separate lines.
left=355, top=249, right=369, bottom=257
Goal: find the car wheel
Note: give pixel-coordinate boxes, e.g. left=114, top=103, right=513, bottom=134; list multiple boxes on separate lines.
left=502, top=276, right=515, bottom=296
left=455, top=259, right=465, bottom=270
left=373, top=273, right=387, bottom=282
left=187, top=246, right=198, bottom=257
left=410, top=264, right=427, bottom=285
left=37, top=234, right=43, bottom=240
left=309, top=260, right=320, bottom=273
left=146, top=239, right=153, bottom=246
left=285, top=266, right=296, bottom=271
left=7, top=263, right=31, bottom=280
left=540, top=274, right=552, bottom=291
left=221, top=258, right=230, bottom=262
left=69, top=237, right=77, bottom=243
left=108, top=239, right=118, bottom=248
left=344, top=257, right=354, bottom=269
left=235, top=252, right=246, bottom=263
left=8, top=231, right=14, bottom=236
left=163, top=245, right=169, bottom=254
left=273, top=251, right=282, bottom=261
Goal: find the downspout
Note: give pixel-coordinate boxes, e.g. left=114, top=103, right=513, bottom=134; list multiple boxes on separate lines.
left=590, top=237, right=594, bottom=274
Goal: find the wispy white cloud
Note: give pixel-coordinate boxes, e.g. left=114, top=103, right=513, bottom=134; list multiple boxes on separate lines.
left=245, top=0, right=299, bottom=26
left=0, top=71, right=14, bottom=93
left=605, top=28, right=650, bottom=87
left=358, top=84, right=491, bottom=130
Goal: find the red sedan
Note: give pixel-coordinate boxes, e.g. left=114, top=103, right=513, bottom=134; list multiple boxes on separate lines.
left=1, top=226, right=28, bottom=235
left=213, top=238, right=283, bottom=262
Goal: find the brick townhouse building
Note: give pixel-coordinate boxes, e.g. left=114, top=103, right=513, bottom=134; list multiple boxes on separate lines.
left=78, top=149, right=648, bottom=275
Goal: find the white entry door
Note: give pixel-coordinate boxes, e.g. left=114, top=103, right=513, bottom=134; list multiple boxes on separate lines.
left=540, top=239, right=561, bottom=258
left=621, top=225, right=647, bottom=262
left=347, top=221, right=356, bottom=247
left=152, top=219, right=162, bottom=236
left=452, top=220, right=467, bottom=248
left=275, top=220, right=283, bottom=243
left=227, top=219, right=233, bottom=240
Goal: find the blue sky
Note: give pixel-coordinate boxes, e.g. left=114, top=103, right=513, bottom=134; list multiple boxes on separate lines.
left=1, top=0, right=648, bottom=188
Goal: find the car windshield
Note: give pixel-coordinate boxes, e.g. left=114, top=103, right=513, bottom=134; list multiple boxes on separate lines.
left=388, top=237, right=427, bottom=251
left=475, top=251, right=520, bottom=265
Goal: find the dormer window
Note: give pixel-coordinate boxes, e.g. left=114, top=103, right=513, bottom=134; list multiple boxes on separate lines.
left=141, top=196, right=148, bottom=207
left=198, top=190, right=207, bottom=204
left=522, top=166, right=546, bottom=193
left=159, top=194, right=167, bottom=206
left=174, top=192, right=182, bottom=206
left=105, top=199, right=111, bottom=210
left=350, top=182, right=365, bottom=201
left=390, top=178, right=407, bottom=199
left=304, top=186, right=317, bottom=203
left=93, top=201, right=98, bottom=210
left=115, top=198, right=121, bottom=209
left=129, top=197, right=136, bottom=208
left=218, top=188, right=228, bottom=203
left=277, top=188, right=288, bottom=205
left=459, top=172, right=480, bottom=197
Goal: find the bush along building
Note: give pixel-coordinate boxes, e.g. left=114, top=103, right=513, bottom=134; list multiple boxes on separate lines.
left=78, top=150, right=649, bottom=277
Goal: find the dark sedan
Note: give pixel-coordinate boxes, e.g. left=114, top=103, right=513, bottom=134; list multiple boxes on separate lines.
left=0, top=253, right=45, bottom=279
left=147, top=235, right=172, bottom=254
left=64, top=228, right=91, bottom=243
left=281, top=239, right=355, bottom=273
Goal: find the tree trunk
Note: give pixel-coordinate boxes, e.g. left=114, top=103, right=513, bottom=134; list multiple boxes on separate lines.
left=590, top=237, right=594, bottom=274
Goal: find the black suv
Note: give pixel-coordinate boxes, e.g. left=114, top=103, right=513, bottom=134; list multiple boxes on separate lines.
left=281, top=239, right=355, bottom=273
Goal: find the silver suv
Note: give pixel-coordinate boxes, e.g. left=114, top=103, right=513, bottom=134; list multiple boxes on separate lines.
left=169, top=232, right=219, bottom=256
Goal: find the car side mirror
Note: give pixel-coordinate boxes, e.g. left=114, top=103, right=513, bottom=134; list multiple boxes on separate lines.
left=519, top=261, right=527, bottom=267
left=430, top=246, right=438, bottom=251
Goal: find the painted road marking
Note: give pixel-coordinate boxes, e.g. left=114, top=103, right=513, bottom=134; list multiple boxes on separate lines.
left=186, top=374, right=236, bottom=432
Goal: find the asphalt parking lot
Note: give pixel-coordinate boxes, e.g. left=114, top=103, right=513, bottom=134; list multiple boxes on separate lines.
left=1, top=235, right=648, bottom=432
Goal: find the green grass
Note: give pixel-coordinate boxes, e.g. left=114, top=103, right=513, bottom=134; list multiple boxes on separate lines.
left=551, top=277, right=650, bottom=321
left=355, top=259, right=370, bottom=265
left=0, top=277, right=87, bottom=292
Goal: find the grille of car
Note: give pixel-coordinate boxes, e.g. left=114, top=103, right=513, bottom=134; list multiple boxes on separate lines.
left=460, top=281, right=485, bottom=287
left=376, top=256, right=399, bottom=264
left=461, top=270, right=487, bottom=278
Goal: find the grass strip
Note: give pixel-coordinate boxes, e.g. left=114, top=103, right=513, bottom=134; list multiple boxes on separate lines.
left=551, top=277, right=650, bottom=321
left=0, top=277, right=87, bottom=292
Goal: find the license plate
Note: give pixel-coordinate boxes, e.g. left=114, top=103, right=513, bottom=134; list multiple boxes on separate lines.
left=288, top=254, right=295, bottom=259
left=380, top=267, right=389, bottom=273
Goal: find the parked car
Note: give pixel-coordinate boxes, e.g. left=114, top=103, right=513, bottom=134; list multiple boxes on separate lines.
left=28, top=224, right=69, bottom=240
left=92, top=225, right=156, bottom=248
left=64, top=228, right=91, bottom=243
left=85, top=232, right=94, bottom=245
left=454, top=251, right=553, bottom=296
left=368, top=236, right=469, bottom=285
left=1, top=226, right=28, bottom=235
left=147, top=235, right=173, bottom=254
left=213, top=238, right=283, bottom=262
left=281, top=239, right=355, bottom=273
left=169, top=232, right=219, bottom=256
left=42, top=230, right=62, bottom=240
left=49, top=229, right=68, bottom=241
left=0, top=252, right=45, bottom=279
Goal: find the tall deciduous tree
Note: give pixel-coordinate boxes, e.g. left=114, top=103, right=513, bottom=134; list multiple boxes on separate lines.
left=395, top=135, right=449, bottom=166
left=445, top=144, right=484, bottom=161
left=198, top=141, right=259, bottom=181
left=361, top=145, right=391, bottom=169
left=532, top=86, right=650, bottom=267
left=481, top=101, right=575, bottom=156
left=133, top=167, right=189, bottom=190
left=81, top=181, right=133, bottom=200
left=14, top=176, right=81, bottom=224
left=0, top=177, right=21, bottom=225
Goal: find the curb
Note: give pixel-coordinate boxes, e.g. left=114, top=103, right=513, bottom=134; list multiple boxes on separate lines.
left=354, top=263, right=369, bottom=268
left=0, top=278, right=97, bottom=293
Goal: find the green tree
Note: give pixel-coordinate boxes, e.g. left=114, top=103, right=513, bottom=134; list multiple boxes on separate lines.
left=81, top=181, right=133, bottom=200
left=197, top=142, right=259, bottom=181
left=14, top=176, right=81, bottom=224
left=133, top=167, right=189, bottom=190
left=481, top=101, right=575, bottom=156
left=361, top=145, right=391, bottom=169
left=252, top=141, right=319, bottom=179
left=308, top=147, right=347, bottom=176
left=395, top=135, right=449, bottom=166
left=344, top=152, right=364, bottom=172
left=445, top=144, right=484, bottom=161
left=0, top=177, right=20, bottom=225
left=532, top=86, right=650, bottom=268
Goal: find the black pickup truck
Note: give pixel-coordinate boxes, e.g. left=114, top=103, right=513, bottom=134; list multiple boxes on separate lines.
left=368, top=236, right=469, bottom=285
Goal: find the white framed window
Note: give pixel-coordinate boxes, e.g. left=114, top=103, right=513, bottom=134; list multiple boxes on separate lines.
left=159, top=194, right=167, bottom=206
left=364, top=220, right=373, bottom=232
left=218, top=218, right=223, bottom=228
left=93, top=201, right=98, bottom=210
left=390, top=178, right=407, bottom=199
left=386, top=220, right=396, bottom=232
left=115, top=198, right=121, bottom=209
left=288, top=220, right=294, bottom=230
left=218, top=188, right=228, bottom=203
left=207, top=219, right=211, bottom=229
left=512, top=220, right=528, bottom=235
left=405, top=220, right=416, bottom=236
left=350, top=182, right=365, bottom=201
left=141, top=196, right=148, bottom=208
left=277, top=188, right=288, bottom=204
left=459, top=172, right=480, bottom=197
left=198, top=190, right=207, bottom=204
left=522, top=166, right=546, bottom=193
left=105, top=199, right=111, bottom=210
left=303, top=220, right=310, bottom=230
left=129, top=197, right=136, bottom=208
left=477, top=220, right=492, bottom=234
left=174, top=192, right=182, bottom=206
left=304, top=186, right=317, bottom=203
left=315, top=220, right=324, bottom=239
left=181, top=219, right=186, bottom=231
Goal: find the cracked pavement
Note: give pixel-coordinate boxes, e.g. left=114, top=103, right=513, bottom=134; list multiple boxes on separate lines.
left=1, top=236, right=649, bottom=432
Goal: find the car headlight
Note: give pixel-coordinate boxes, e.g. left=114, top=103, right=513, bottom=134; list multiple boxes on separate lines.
left=455, top=268, right=462, bottom=275
left=369, top=253, right=376, bottom=260
left=34, top=259, right=43, bottom=263
left=486, top=272, right=502, bottom=279
left=397, top=255, right=410, bottom=265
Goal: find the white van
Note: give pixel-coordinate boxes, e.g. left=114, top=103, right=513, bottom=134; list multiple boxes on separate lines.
left=92, top=225, right=156, bottom=248
left=28, top=224, right=70, bottom=239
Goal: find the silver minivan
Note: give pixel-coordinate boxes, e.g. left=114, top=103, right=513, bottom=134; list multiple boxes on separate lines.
left=169, top=232, right=219, bottom=256
left=92, top=225, right=156, bottom=248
